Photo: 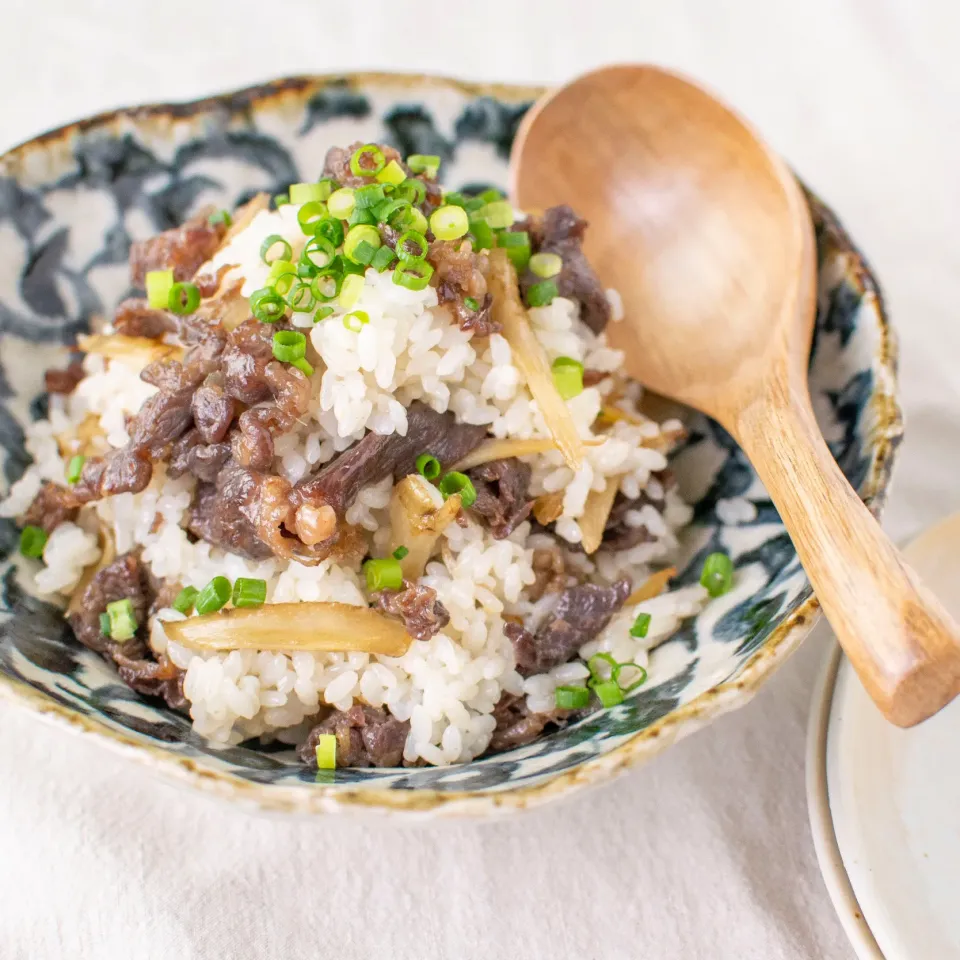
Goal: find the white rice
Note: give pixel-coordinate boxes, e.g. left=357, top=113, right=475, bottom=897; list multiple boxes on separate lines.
left=1, top=199, right=709, bottom=765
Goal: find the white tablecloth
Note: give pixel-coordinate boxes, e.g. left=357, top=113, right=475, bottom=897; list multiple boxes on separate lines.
left=2, top=2, right=958, bottom=957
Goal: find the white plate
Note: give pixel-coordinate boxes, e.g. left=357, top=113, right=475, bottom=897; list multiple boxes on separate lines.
left=807, top=513, right=960, bottom=960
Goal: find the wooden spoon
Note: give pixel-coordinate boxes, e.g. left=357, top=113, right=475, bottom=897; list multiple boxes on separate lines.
left=511, top=64, right=960, bottom=727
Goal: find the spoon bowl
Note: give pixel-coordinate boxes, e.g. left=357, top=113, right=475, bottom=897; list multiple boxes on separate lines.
left=512, top=64, right=960, bottom=727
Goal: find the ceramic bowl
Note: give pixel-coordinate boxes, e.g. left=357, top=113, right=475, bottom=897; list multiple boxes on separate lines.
left=0, top=73, right=901, bottom=817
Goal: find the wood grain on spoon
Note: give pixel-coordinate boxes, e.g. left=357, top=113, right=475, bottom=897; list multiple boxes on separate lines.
left=512, top=64, right=960, bottom=727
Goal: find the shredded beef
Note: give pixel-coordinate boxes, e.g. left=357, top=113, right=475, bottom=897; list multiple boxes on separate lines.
left=129, top=209, right=226, bottom=287
left=601, top=471, right=673, bottom=551
left=44, top=358, right=85, bottom=395
left=523, top=205, right=611, bottom=334
left=507, top=579, right=631, bottom=675
left=20, top=482, right=79, bottom=534
left=113, top=298, right=178, bottom=339
left=298, top=705, right=409, bottom=768
left=486, top=692, right=588, bottom=753
left=168, top=430, right=231, bottom=482
left=376, top=581, right=450, bottom=640
left=466, top=458, right=533, bottom=539
left=428, top=239, right=496, bottom=335
left=221, top=318, right=278, bottom=405
left=192, top=373, right=236, bottom=444
left=322, top=141, right=404, bottom=189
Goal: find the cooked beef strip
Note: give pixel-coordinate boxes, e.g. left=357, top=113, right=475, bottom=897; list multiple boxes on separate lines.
left=456, top=292, right=498, bottom=337
left=601, top=471, right=673, bottom=551
left=113, top=297, right=178, bottom=339
left=466, top=458, right=533, bottom=539
left=221, top=317, right=278, bottom=405
left=192, top=372, right=236, bottom=444
left=67, top=552, right=184, bottom=710
left=486, top=692, right=587, bottom=753
left=20, top=482, right=80, bottom=534
left=507, top=579, right=631, bottom=676
left=129, top=209, right=226, bottom=287
left=523, top=205, right=611, bottom=334
left=44, top=357, right=85, bottom=396
left=167, top=430, right=231, bottom=482
left=298, top=705, right=409, bottom=768
left=428, top=239, right=497, bottom=335
left=376, top=581, right=450, bottom=641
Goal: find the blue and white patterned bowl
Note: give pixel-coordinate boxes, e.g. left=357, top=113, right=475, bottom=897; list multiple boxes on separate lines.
left=0, top=74, right=901, bottom=817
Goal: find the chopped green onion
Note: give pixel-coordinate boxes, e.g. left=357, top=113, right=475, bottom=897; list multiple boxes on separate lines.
left=349, top=144, right=386, bottom=178
left=615, top=662, right=648, bottom=693
left=392, top=545, right=409, bottom=560
left=591, top=678, right=624, bottom=708
left=399, top=207, right=429, bottom=236
left=314, top=217, right=345, bottom=248
left=407, top=154, right=441, bottom=178
left=529, top=252, right=563, bottom=278
left=377, top=160, right=407, bottom=186
left=338, top=256, right=366, bottom=276
left=438, top=471, right=477, bottom=508
left=477, top=188, right=504, bottom=204
left=444, top=192, right=467, bottom=208
left=300, top=235, right=337, bottom=271
left=342, top=310, right=370, bottom=333
left=468, top=219, right=495, bottom=250
left=416, top=453, right=441, bottom=480
left=267, top=258, right=297, bottom=283
left=395, top=178, right=427, bottom=206
left=297, top=201, right=329, bottom=235
left=527, top=279, right=559, bottom=308
left=292, top=358, right=314, bottom=378
left=354, top=184, right=386, bottom=209
left=195, top=576, right=231, bottom=616
left=289, top=182, right=328, bottom=205
left=260, top=234, right=292, bottom=266
left=232, top=577, right=267, bottom=609
left=315, top=733, right=337, bottom=770
left=555, top=685, right=591, bottom=710
left=208, top=209, right=232, bottom=228
left=344, top=224, right=381, bottom=263
left=370, top=245, right=397, bottom=272
left=310, top=268, right=343, bottom=302
left=145, top=269, right=174, bottom=309
left=395, top=230, right=428, bottom=263
left=327, top=187, right=356, bottom=219
left=272, top=330, right=307, bottom=363
left=392, top=261, right=434, bottom=291
left=464, top=296, right=479, bottom=312
left=19, top=525, right=47, bottom=558
left=499, top=230, right=531, bottom=271
left=350, top=240, right=378, bottom=267
left=339, top=273, right=365, bottom=309
left=629, top=612, right=652, bottom=639
left=363, top=556, right=403, bottom=592
left=274, top=193, right=290, bottom=207
left=700, top=552, right=734, bottom=598
left=250, top=287, right=287, bottom=323
left=172, top=586, right=199, bottom=615
left=105, top=598, right=137, bottom=642
left=373, top=198, right=408, bottom=225
left=286, top=281, right=318, bottom=313
left=314, top=306, right=335, bottom=323
left=463, top=196, right=487, bottom=214
left=348, top=207, right=378, bottom=227
left=99, top=612, right=111, bottom=635
left=475, top=200, right=514, bottom=229
left=315, top=179, right=338, bottom=201
left=430, top=204, right=469, bottom=241
left=587, top=652, right=618, bottom=682
left=551, top=356, right=584, bottom=400
left=66, top=454, right=85, bottom=484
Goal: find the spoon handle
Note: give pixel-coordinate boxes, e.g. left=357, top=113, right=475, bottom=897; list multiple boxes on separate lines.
left=736, top=386, right=960, bottom=727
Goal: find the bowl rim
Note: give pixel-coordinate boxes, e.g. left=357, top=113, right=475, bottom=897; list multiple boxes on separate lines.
left=0, top=71, right=903, bottom=817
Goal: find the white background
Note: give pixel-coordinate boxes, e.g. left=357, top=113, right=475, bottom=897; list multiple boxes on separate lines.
left=1, top=1, right=958, bottom=957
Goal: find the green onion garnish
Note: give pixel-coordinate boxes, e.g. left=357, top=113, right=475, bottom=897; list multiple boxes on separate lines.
left=272, top=330, right=307, bottom=363
left=551, top=356, right=584, bottom=401
left=373, top=198, right=408, bottom=225
left=274, top=193, right=290, bottom=207
left=301, top=235, right=336, bottom=271
left=314, top=306, right=335, bottom=323
left=287, top=281, right=318, bottom=313
left=395, top=178, right=427, bottom=206
left=475, top=200, right=514, bottom=229
left=208, top=209, right=232, bottom=228
left=349, top=144, right=386, bottom=178
left=416, top=453, right=441, bottom=480
left=407, top=154, right=441, bottom=178
left=464, top=297, right=479, bottom=312
left=527, top=279, right=559, bottom=308
left=443, top=192, right=466, bottom=208
left=396, top=230, right=428, bottom=264
left=66, top=454, right=85, bottom=485
left=587, top=652, right=618, bottom=682
left=260, top=234, right=292, bottom=266
left=555, top=685, right=590, bottom=710
left=297, top=201, right=329, bottom=235
left=315, top=179, right=338, bottom=201
left=616, top=663, right=649, bottom=693
left=327, top=187, right=356, bottom=220
left=339, top=273, right=365, bottom=309
left=292, top=358, right=314, bottom=378
left=167, top=282, right=200, bottom=315
left=350, top=241, right=377, bottom=265
left=591, top=678, right=624, bottom=708
left=343, top=310, right=370, bottom=333
left=348, top=207, right=378, bottom=227
left=232, top=577, right=267, bottom=609
left=700, top=552, right=734, bottom=597
left=370, top=245, right=397, bottom=272
left=438, top=471, right=477, bottom=508
left=393, top=545, right=409, bottom=560
left=392, top=261, right=434, bottom=291
left=363, top=557, right=403, bottom=592
left=629, top=612, right=651, bottom=639
left=468, top=219, right=495, bottom=250
left=529, top=252, right=563, bottom=278
left=309, top=268, right=343, bottom=303
left=250, top=287, right=287, bottom=323
left=339, top=256, right=365, bottom=276
left=99, top=612, right=111, bottom=635
left=145, top=269, right=174, bottom=309
left=195, top=576, right=232, bottom=616
left=172, top=586, right=198, bottom=615
left=314, top=217, right=345, bottom=248
left=376, top=160, right=407, bottom=186
left=289, top=182, right=328, bottom=205
left=315, top=733, right=337, bottom=770
left=344, top=224, right=382, bottom=263
left=354, top=184, right=386, bottom=209
left=19, top=525, right=47, bottom=558
left=477, top=188, right=503, bottom=204
left=105, top=598, right=137, bottom=642
left=267, top=258, right=297, bottom=283
left=499, top=230, right=531, bottom=271
left=429, top=205, right=469, bottom=241
left=463, top=196, right=486, bottom=214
